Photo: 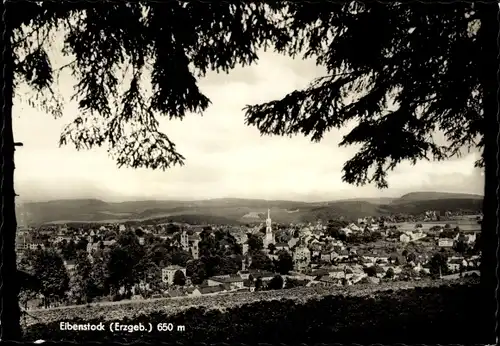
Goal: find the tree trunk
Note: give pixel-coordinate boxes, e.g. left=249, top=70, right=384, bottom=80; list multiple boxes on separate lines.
left=0, top=5, right=22, bottom=341
left=477, top=3, right=499, bottom=344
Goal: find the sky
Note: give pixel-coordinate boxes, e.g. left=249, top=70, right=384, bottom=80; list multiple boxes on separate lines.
left=13, top=34, right=484, bottom=203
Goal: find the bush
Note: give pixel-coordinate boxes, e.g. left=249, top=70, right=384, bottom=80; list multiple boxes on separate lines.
left=23, top=279, right=487, bottom=344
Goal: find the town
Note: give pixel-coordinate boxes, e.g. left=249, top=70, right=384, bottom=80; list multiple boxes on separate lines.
left=16, top=209, right=482, bottom=310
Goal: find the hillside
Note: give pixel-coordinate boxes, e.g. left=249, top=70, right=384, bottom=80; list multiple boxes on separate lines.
left=18, top=191, right=483, bottom=226
left=23, top=279, right=486, bottom=344
left=384, top=198, right=484, bottom=215
left=394, top=192, right=483, bottom=204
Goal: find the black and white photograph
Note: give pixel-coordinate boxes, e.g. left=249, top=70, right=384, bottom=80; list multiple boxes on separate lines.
left=0, top=1, right=497, bottom=343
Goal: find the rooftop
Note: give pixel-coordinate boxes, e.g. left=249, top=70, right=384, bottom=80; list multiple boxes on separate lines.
left=163, top=265, right=184, bottom=270
left=199, top=286, right=225, bottom=294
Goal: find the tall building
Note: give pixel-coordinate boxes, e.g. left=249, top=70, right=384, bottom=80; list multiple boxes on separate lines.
left=192, top=239, right=199, bottom=259
left=180, top=230, right=189, bottom=251
left=263, top=209, right=275, bottom=249
left=15, top=199, right=29, bottom=229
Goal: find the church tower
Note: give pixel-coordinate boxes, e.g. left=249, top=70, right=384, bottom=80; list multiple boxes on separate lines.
left=264, top=208, right=275, bottom=248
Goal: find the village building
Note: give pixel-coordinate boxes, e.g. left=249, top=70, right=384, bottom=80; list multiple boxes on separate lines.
left=161, top=265, right=186, bottom=285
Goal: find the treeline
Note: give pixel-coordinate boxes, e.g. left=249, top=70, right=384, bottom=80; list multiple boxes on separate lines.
left=24, top=281, right=485, bottom=343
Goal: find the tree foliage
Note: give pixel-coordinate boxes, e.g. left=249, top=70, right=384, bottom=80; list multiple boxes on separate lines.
left=173, top=270, right=186, bottom=286
left=249, top=251, right=274, bottom=272
left=247, top=233, right=264, bottom=253
left=244, top=3, right=486, bottom=188
left=267, top=275, right=284, bottom=290
left=13, top=2, right=487, bottom=188
left=72, top=250, right=95, bottom=303
left=454, top=239, right=470, bottom=254
left=11, top=2, right=288, bottom=170
left=429, top=252, right=449, bottom=276
left=275, top=250, right=294, bottom=275
left=385, top=267, right=395, bottom=279
left=29, top=249, right=70, bottom=304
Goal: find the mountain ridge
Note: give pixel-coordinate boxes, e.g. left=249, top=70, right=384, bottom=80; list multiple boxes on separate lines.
left=16, top=191, right=483, bottom=227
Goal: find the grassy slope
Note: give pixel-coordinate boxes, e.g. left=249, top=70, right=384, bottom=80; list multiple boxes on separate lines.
left=23, top=278, right=487, bottom=343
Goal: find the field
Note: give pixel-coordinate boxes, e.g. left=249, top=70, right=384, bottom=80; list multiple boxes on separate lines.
left=23, top=278, right=489, bottom=343
left=393, top=220, right=481, bottom=232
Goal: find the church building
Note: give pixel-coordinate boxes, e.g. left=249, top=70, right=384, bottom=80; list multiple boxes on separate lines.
left=263, top=208, right=275, bottom=249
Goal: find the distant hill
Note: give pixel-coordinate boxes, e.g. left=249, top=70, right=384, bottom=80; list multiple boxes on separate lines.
left=394, top=192, right=483, bottom=204
left=384, top=198, right=484, bottom=215
left=335, top=197, right=396, bottom=205
left=17, top=191, right=483, bottom=227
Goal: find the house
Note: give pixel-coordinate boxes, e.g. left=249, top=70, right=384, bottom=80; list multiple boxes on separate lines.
left=350, top=273, right=367, bottom=284
left=199, top=285, right=225, bottom=295
left=334, top=249, right=349, bottom=260
left=242, top=243, right=251, bottom=255
left=413, top=263, right=430, bottom=274
left=248, top=270, right=275, bottom=282
left=439, top=238, right=454, bottom=247
left=287, top=237, right=299, bottom=248
left=374, top=253, right=389, bottom=263
left=54, top=235, right=71, bottom=244
left=243, top=279, right=256, bottom=292
left=191, top=237, right=200, bottom=259
left=328, top=267, right=345, bottom=279
left=166, top=289, right=185, bottom=298
left=388, top=253, right=406, bottom=265
left=28, top=239, right=45, bottom=250
left=86, top=242, right=99, bottom=254
left=400, top=233, right=411, bottom=243
left=136, top=281, right=151, bottom=292
left=348, top=223, right=361, bottom=232
left=238, top=270, right=250, bottom=280
left=15, top=233, right=32, bottom=253
left=464, top=232, right=477, bottom=244
left=373, top=265, right=386, bottom=278
left=359, top=250, right=379, bottom=263
left=361, top=276, right=380, bottom=284
left=161, top=265, right=186, bottom=285
left=103, top=240, right=116, bottom=247
left=207, top=275, right=245, bottom=289
left=447, top=258, right=463, bottom=272
left=275, top=242, right=290, bottom=251
left=321, top=251, right=334, bottom=262
left=189, top=288, right=203, bottom=297
left=344, top=267, right=356, bottom=279
left=293, top=245, right=311, bottom=271
left=64, top=260, right=77, bottom=275
left=302, top=268, right=329, bottom=281
left=235, top=287, right=250, bottom=293
left=318, top=275, right=343, bottom=287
